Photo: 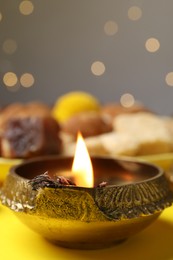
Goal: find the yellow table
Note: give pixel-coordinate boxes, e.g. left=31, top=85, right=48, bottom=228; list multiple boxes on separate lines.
left=0, top=205, right=173, bottom=260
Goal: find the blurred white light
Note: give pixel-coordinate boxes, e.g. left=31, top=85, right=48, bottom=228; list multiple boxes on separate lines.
left=104, top=20, right=118, bottom=36
left=165, top=72, right=173, bottom=87
left=3, top=72, right=18, bottom=87
left=0, top=12, right=2, bottom=22
left=145, top=38, right=160, bottom=53
left=128, top=6, right=142, bottom=21
left=91, top=61, right=105, bottom=76
left=2, top=39, right=17, bottom=54
left=19, top=1, right=34, bottom=15
left=20, top=73, right=35, bottom=88
left=120, top=93, right=135, bottom=108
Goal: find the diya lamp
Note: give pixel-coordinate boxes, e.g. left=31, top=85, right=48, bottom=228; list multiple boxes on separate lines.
left=0, top=132, right=173, bottom=250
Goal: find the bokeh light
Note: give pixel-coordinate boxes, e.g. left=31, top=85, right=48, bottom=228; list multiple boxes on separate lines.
left=91, top=61, right=106, bottom=76
left=104, top=20, right=118, bottom=36
left=3, top=72, right=18, bottom=87
left=165, top=72, right=173, bottom=87
left=20, top=73, right=35, bottom=88
left=19, top=1, right=34, bottom=15
left=0, top=12, right=2, bottom=22
left=145, top=38, right=160, bottom=53
left=120, top=93, right=135, bottom=107
left=2, top=39, right=18, bottom=54
left=128, top=6, right=142, bottom=21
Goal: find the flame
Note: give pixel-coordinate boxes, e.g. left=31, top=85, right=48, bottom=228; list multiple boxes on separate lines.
left=72, top=132, right=94, bottom=187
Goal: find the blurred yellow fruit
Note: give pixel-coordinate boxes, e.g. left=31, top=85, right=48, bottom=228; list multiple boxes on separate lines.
left=52, top=91, right=100, bottom=122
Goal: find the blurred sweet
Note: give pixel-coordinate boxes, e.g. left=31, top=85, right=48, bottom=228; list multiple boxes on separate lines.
left=101, top=102, right=152, bottom=122
left=61, top=111, right=113, bottom=138
left=164, top=116, right=173, bottom=136
left=113, top=112, right=173, bottom=155
left=63, top=133, right=109, bottom=156
left=99, top=132, right=140, bottom=156
left=79, top=132, right=139, bottom=157
left=52, top=91, right=100, bottom=123
left=63, top=131, right=139, bottom=157
left=1, top=97, right=173, bottom=161
left=63, top=112, right=173, bottom=158
left=0, top=102, right=62, bottom=159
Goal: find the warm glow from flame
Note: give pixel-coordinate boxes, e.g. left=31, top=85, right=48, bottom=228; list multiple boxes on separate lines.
left=72, top=132, right=94, bottom=187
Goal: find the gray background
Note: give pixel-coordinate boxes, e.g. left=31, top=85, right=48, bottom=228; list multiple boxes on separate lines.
left=1, top=0, right=173, bottom=115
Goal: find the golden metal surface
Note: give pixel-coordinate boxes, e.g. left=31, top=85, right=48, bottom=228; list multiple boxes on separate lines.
left=0, top=156, right=173, bottom=249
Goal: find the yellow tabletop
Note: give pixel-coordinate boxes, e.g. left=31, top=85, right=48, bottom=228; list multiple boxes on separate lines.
left=0, top=205, right=173, bottom=260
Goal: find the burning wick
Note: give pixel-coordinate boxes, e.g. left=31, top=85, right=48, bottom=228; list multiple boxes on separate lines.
left=29, top=132, right=107, bottom=190
left=72, top=132, right=94, bottom=187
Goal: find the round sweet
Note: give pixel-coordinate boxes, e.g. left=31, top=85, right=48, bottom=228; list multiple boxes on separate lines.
left=52, top=91, right=100, bottom=123
left=62, top=111, right=113, bottom=138
left=101, top=103, right=152, bottom=120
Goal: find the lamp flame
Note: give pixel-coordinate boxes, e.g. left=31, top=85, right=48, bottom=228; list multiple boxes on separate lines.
left=72, top=132, right=94, bottom=187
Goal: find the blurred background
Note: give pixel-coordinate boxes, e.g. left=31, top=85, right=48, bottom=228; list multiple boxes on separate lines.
left=1, top=0, right=173, bottom=115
